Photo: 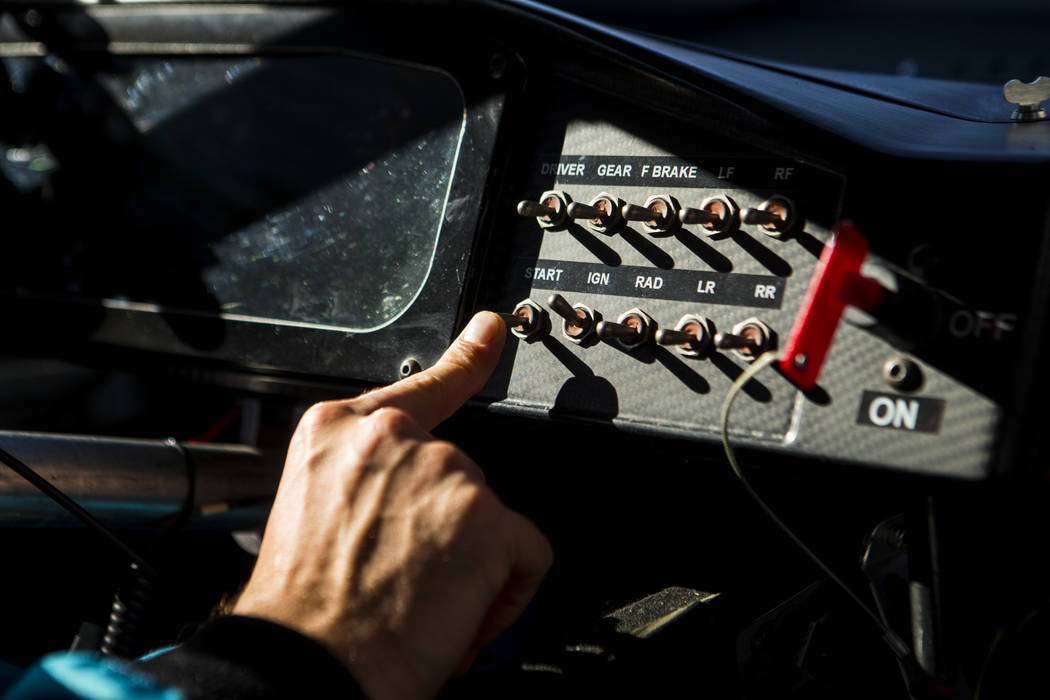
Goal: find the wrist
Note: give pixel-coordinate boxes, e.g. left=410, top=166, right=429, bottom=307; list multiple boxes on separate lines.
left=137, top=615, right=364, bottom=699
left=232, top=595, right=430, bottom=700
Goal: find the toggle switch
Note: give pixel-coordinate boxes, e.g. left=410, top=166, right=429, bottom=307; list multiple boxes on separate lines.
left=622, top=195, right=678, bottom=233
left=655, top=314, right=713, bottom=358
left=715, top=317, right=776, bottom=362
left=742, top=195, right=795, bottom=237
left=567, top=192, right=622, bottom=233
left=499, top=299, right=546, bottom=340
left=678, top=195, right=739, bottom=235
left=548, top=293, right=597, bottom=343
left=779, top=222, right=886, bottom=390
left=517, top=190, right=569, bottom=228
left=597, top=308, right=656, bottom=351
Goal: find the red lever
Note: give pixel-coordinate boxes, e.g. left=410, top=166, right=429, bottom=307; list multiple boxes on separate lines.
left=779, top=221, right=886, bottom=390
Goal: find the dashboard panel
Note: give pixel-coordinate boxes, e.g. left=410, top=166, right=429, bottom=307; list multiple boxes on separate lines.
left=479, top=85, right=1007, bottom=480
left=1, top=1, right=1048, bottom=483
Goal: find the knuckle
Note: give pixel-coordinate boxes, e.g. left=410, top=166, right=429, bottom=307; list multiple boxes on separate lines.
left=420, top=440, right=485, bottom=481
left=460, top=478, right=498, bottom=517
left=461, top=480, right=491, bottom=511
left=420, top=439, right=462, bottom=467
left=362, top=406, right=418, bottom=437
left=289, top=401, right=346, bottom=456
left=296, top=400, right=348, bottom=434
left=445, top=478, right=491, bottom=530
left=347, top=407, right=422, bottom=463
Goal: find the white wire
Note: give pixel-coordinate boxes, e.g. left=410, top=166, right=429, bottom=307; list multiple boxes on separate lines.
left=719, top=351, right=909, bottom=654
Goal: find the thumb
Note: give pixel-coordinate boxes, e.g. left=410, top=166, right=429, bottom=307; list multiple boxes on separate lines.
left=349, top=312, right=506, bottom=431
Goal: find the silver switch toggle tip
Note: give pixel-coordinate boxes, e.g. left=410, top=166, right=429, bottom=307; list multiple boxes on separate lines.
left=741, top=196, right=795, bottom=238
left=517, top=201, right=555, bottom=218
left=678, top=207, right=720, bottom=226
left=517, top=190, right=568, bottom=228
left=596, top=320, right=639, bottom=341
left=655, top=329, right=696, bottom=345
left=714, top=332, right=756, bottom=352
left=567, top=202, right=604, bottom=220
left=623, top=195, right=677, bottom=232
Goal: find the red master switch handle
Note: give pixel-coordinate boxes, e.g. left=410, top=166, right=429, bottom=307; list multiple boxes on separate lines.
left=779, top=221, right=886, bottom=391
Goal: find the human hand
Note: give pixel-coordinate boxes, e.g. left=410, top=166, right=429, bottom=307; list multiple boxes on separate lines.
left=233, top=312, right=552, bottom=700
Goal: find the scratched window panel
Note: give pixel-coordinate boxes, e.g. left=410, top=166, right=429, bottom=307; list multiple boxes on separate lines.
left=2, top=55, right=465, bottom=332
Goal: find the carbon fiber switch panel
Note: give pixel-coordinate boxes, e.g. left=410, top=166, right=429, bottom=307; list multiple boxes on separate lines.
left=481, top=120, right=1002, bottom=481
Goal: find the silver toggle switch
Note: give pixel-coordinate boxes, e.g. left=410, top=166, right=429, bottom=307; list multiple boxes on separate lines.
left=547, top=293, right=596, bottom=343
left=597, top=308, right=655, bottom=351
left=517, top=190, right=569, bottom=228
left=566, top=193, right=622, bottom=233
left=742, top=195, right=795, bottom=238
left=655, top=315, right=713, bottom=358
left=623, top=195, right=677, bottom=233
left=679, top=195, right=740, bottom=235
left=500, top=299, right=546, bottom=340
left=716, top=318, right=776, bottom=362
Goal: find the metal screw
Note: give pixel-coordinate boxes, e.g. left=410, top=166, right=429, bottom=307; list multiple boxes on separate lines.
left=489, top=53, right=507, bottom=80
left=399, top=358, right=422, bottom=379
left=882, top=355, right=922, bottom=391
left=907, top=244, right=940, bottom=278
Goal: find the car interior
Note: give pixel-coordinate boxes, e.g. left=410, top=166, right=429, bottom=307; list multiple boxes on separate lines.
left=2, top=1, right=1049, bottom=697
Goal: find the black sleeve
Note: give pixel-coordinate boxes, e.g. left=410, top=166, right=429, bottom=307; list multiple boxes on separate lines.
left=135, top=615, right=367, bottom=700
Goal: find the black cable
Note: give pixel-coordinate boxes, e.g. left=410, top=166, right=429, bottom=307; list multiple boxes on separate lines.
left=101, top=561, right=157, bottom=658
left=161, top=437, right=196, bottom=533
left=0, top=443, right=156, bottom=577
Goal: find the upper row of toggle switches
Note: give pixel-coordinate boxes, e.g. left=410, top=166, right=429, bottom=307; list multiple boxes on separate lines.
left=517, top=190, right=796, bottom=238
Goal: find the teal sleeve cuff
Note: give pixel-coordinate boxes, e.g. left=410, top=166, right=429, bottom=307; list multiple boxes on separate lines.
left=1, top=652, right=181, bottom=700
left=135, top=615, right=365, bottom=699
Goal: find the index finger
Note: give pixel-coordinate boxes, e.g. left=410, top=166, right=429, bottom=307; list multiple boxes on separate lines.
left=350, top=312, right=506, bottom=431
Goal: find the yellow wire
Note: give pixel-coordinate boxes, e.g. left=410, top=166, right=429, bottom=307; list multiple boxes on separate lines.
left=719, top=351, right=910, bottom=657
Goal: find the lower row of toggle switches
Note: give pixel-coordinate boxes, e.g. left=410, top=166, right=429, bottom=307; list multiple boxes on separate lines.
left=499, top=294, right=776, bottom=362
